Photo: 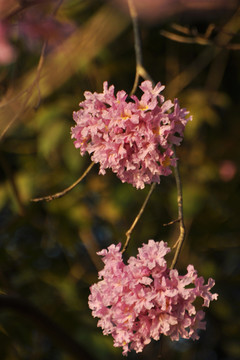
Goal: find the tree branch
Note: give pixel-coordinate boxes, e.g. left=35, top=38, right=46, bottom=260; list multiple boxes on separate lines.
left=170, top=147, right=186, bottom=269
left=31, top=162, right=94, bottom=202
left=127, top=0, right=153, bottom=95
left=122, top=183, right=156, bottom=253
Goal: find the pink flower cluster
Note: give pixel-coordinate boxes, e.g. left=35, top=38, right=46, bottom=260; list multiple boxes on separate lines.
left=0, top=1, right=74, bottom=65
left=0, top=22, right=16, bottom=65
left=72, top=81, right=191, bottom=189
left=89, top=240, right=218, bottom=355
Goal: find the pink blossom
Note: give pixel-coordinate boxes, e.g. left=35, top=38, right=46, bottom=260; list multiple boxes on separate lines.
left=71, top=81, right=191, bottom=189
left=88, top=240, right=218, bottom=355
left=0, top=22, right=16, bottom=64
left=219, top=160, right=237, bottom=182
left=0, top=2, right=74, bottom=62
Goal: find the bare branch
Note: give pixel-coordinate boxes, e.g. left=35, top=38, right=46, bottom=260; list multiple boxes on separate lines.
left=160, top=29, right=211, bottom=45
left=163, top=218, right=180, bottom=227
left=160, top=28, right=240, bottom=50
left=170, top=148, right=186, bottom=270
left=31, top=162, right=94, bottom=202
left=122, top=183, right=156, bottom=253
left=127, top=0, right=153, bottom=95
left=124, top=1, right=186, bottom=260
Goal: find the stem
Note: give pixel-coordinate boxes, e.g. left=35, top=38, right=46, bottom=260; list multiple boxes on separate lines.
left=122, top=183, right=156, bottom=253
left=31, top=162, right=94, bottom=202
left=127, top=0, right=153, bottom=95
left=170, top=148, right=186, bottom=269
left=126, top=1, right=186, bottom=268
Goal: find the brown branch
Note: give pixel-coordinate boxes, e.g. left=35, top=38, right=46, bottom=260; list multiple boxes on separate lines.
left=122, top=183, right=156, bottom=253
left=127, top=0, right=153, bottom=95
left=164, top=20, right=240, bottom=50
left=31, top=162, right=94, bottom=202
left=160, top=29, right=211, bottom=46
left=160, top=29, right=240, bottom=50
left=117, top=2, right=157, bottom=254
left=0, top=295, right=94, bottom=360
left=170, top=148, right=185, bottom=270
left=124, top=1, right=186, bottom=259
left=165, top=7, right=240, bottom=97
left=163, top=218, right=180, bottom=227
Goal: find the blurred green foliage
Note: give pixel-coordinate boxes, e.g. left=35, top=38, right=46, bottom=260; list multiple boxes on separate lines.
left=0, top=0, right=240, bottom=359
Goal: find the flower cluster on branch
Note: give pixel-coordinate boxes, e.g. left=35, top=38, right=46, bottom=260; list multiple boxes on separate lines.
left=89, top=240, right=218, bottom=355
left=72, top=81, right=191, bottom=189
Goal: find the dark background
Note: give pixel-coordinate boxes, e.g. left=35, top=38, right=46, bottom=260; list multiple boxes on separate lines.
left=0, top=1, right=239, bottom=359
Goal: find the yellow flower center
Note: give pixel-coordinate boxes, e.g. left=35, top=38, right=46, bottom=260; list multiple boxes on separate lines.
left=138, top=103, right=148, bottom=111
left=161, top=156, right=171, bottom=167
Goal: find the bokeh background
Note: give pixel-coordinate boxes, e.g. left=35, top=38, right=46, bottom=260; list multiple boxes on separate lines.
left=0, top=0, right=240, bottom=359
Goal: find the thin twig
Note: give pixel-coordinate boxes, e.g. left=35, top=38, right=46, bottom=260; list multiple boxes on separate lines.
left=163, top=218, right=180, bottom=227
left=160, top=29, right=240, bottom=49
left=166, top=7, right=240, bottom=98
left=170, top=21, right=240, bottom=50
left=120, top=0, right=157, bottom=253
left=31, top=162, right=94, bottom=202
left=125, top=1, right=186, bottom=266
left=122, top=183, right=156, bottom=253
left=170, top=148, right=185, bottom=269
left=160, top=29, right=211, bottom=46
left=127, top=0, right=153, bottom=95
